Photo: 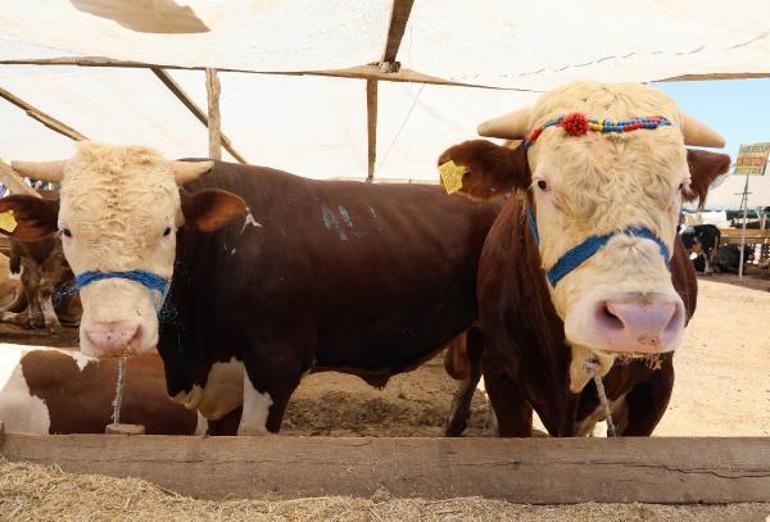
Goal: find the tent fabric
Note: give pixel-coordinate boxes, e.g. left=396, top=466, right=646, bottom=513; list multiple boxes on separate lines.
left=0, top=2, right=768, bottom=193
left=1, top=1, right=768, bottom=88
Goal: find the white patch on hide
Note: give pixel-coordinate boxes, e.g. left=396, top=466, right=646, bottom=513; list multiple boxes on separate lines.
left=240, top=207, right=262, bottom=234
left=194, top=412, right=209, bottom=435
left=70, top=351, right=93, bottom=372
left=0, top=344, right=50, bottom=434
left=173, top=357, right=244, bottom=421
left=237, top=367, right=273, bottom=436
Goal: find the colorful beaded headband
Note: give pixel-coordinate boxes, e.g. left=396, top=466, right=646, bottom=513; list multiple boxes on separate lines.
left=523, top=112, right=672, bottom=149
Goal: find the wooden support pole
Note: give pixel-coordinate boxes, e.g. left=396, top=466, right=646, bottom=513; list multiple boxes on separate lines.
left=366, top=79, right=378, bottom=182
left=151, top=68, right=248, bottom=163
left=382, top=0, right=416, bottom=66
left=0, top=85, right=87, bottom=141
left=205, top=68, right=222, bottom=161
left=1, top=435, right=769, bottom=503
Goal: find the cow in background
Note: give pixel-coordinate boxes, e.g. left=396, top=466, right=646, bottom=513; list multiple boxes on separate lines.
left=680, top=224, right=721, bottom=275
left=0, top=253, right=24, bottom=312
left=439, top=80, right=729, bottom=437
left=0, top=171, right=81, bottom=330
left=0, top=343, right=240, bottom=435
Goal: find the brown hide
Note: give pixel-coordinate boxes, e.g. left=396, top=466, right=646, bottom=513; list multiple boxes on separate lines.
left=20, top=351, right=201, bottom=435
left=477, top=193, right=697, bottom=436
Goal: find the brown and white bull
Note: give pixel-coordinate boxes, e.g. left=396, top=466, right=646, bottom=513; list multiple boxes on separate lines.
left=439, top=80, right=730, bottom=436
left=0, top=143, right=501, bottom=435
left=0, top=343, right=216, bottom=434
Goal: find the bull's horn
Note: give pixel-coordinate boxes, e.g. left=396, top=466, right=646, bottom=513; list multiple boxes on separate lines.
left=0, top=160, right=41, bottom=198
left=11, top=160, right=66, bottom=182
left=680, top=113, right=725, bottom=148
left=477, top=107, right=532, bottom=139
left=171, top=160, right=214, bottom=185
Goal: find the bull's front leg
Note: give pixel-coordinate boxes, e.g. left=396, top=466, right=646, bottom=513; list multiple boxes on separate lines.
left=618, top=360, right=674, bottom=436
left=238, top=338, right=312, bottom=435
left=481, top=350, right=533, bottom=437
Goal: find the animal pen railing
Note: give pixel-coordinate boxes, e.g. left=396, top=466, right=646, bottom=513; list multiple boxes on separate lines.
left=1, top=424, right=769, bottom=504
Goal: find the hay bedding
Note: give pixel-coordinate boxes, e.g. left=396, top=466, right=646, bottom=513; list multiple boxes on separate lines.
left=1, top=460, right=768, bottom=522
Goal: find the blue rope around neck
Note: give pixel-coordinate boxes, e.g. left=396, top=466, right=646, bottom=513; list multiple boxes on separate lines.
left=75, top=270, right=171, bottom=315
left=527, top=207, right=670, bottom=287
left=75, top=270, right=169, bottom=294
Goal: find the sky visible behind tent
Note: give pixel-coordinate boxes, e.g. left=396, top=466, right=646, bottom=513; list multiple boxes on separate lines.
left=654, top=78, right=770, bottom=162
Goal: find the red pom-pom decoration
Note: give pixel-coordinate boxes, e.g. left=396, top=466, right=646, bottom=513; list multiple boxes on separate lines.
left=560, top=112, right=589, bottom=137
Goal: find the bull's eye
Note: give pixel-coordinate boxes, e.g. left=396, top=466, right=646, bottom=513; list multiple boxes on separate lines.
left=163, top=227, right=172, bottom=237
left=536, top=179, right=549, bottom=192
left=60, top=228, right=72, bottom=238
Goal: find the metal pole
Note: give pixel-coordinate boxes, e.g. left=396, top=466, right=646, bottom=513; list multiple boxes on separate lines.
left=738, top=172, right=750, bottom=280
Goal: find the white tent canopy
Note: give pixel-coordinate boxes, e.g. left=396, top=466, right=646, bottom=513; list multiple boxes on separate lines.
left=0, top=1, right=768, bottom=181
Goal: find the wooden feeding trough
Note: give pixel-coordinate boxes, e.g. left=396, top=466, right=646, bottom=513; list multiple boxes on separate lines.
left=1, top=427, right=769, bottom=504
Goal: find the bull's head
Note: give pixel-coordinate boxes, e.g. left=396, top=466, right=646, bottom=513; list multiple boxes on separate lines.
left=0, top=142, right=245, bottom=357
left=439, top=81, right=730, bottom=380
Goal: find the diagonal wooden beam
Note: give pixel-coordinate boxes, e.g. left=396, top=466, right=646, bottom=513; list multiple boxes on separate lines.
left=151, top=68, right=247, bottom=164
left=382, top=0, right=416, bottom=66
left=0, top=85, right=87, bottom=141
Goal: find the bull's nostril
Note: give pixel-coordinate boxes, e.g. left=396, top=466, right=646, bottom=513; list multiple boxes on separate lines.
left=598, top=301, right=624, bottom=331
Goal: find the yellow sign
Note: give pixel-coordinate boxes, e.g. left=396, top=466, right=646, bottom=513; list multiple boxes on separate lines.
left=0, top=210, right=17, bottom=233
left=734, top=142, right=770, bottom=176
left=438, top=160, right=466, bottom=195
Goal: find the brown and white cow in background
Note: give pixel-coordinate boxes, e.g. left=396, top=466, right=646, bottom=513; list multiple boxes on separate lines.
left=439, top=80, right=730, bottom=437
left=0, top=343, right=226, bottom=434
left=0, top=167, right=81, bottom=330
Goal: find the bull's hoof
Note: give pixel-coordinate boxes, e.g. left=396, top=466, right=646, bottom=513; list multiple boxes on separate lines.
left=445, top=412, right=470, bottom=437
left=236, top=424, right=270, bottom=436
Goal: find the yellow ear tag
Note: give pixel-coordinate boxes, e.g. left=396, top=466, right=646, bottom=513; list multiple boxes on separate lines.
left=438, top=160, right=466, bottom=195
left=0, top=210, right=17, bottom=233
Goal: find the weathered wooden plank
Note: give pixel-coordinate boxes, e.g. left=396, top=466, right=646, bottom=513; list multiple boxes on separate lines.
left=366, top=79, right=378, bottom=182
left=151, top=68, right=247, bottom=163
left=205, top=68, right=222, bottom=161
left=2, top=435, right=768, bottom=504
left=0, top=85, right=87, bottom=141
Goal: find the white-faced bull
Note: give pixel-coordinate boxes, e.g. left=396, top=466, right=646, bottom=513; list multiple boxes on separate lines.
left=439, top=80, right=730, bottom=436
left=0, top=143, right=502, bottom=435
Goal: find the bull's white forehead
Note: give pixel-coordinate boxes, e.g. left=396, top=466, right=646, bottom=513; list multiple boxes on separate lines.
left=58, top=142, right=180, bottom=267
left=528, top=81, right=687, bottom=235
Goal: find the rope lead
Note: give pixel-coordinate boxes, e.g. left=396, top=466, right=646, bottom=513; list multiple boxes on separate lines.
left=583, top=356, right=617, bottom=437
left=112, top=357, right=127, bottom=425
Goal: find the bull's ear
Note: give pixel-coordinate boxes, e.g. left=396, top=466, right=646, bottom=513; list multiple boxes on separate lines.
left=0, top=195, right=59, bottom=241
left=686, top=149, right=731, bottom=209
left=437, top=139, right=530, bottom=199
left=181, top=189, right=247, bottom=232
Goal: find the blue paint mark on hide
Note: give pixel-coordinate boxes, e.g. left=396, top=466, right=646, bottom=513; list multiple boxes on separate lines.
left=338, top=205, right=354, bottom=228
left=321, top=205, right=348, bottom=241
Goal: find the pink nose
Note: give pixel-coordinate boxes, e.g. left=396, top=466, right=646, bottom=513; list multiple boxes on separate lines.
left=85, top=322, right=141, bottom=357
left=593, top=295, right=684, bottom=353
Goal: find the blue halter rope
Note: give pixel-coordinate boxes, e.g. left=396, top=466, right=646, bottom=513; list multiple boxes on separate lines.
left=75, top=270, right=171, bottom=313
left=527, top=207, right=670, bottom=287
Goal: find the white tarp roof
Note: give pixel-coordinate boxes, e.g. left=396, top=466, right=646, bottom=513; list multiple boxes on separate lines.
left=0, top=1, right=768, bottom=181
